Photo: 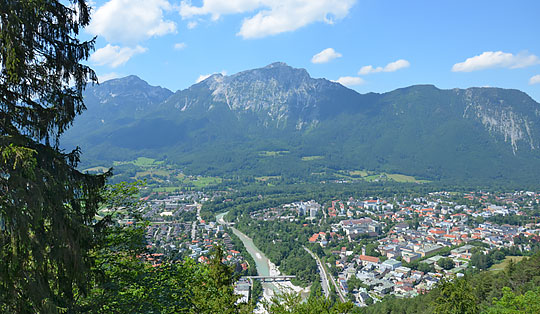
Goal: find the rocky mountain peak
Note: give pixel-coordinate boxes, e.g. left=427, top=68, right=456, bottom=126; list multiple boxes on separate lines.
left=87, top=75, right=172, bottom=107
left=194, top=63, right=340, bottom=127
left=89, top=75, right=172, bottom=101
left=265, top=61, right=289, bottom=68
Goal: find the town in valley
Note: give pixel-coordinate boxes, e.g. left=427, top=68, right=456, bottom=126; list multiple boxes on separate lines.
left=111, top=185, right=540, bottom=308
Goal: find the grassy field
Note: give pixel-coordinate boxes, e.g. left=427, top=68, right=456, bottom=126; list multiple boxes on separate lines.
left=334, top=169, right=428, bottom=184
left=190, top=176, right=222, bottom=188
left=150, top=176, right=222, bottom=192
left=348, top=170, right=368, bottom=177
left=301, top=155, right=324, bottom=161
left=114, top=157, right=164, bottom=167
left=489, top=256, right=525, bottom=272
left=134, top=169, right=172, bottom=183
left=364, top=174, right=382, bottom=182
left=153, top=186, right=184, bottom=193
left=334, top=173, right=355, bottom=180
left=386, top=173, right=420, bottom=183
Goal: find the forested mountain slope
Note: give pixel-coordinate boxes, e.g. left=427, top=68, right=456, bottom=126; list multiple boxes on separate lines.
left=62, top=63, right=540, bottom=185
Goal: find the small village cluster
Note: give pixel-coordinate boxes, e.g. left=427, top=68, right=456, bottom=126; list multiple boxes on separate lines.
left=137, top=191, right=248, bottom=269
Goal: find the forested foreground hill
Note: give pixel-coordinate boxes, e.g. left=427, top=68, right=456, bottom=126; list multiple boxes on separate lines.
left=353, top=252, right=540, bottom=314
left=62, top=64, right=540, bottom=186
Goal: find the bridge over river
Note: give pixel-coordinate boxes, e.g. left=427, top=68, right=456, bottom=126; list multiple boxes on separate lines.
left=244, top=275, right=296, bottom=282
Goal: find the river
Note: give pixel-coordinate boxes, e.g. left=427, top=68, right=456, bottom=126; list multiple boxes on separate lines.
left=215, top=212, right=307, bottom=309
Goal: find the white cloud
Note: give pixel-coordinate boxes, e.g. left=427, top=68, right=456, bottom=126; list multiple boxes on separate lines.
left=90, top=44, right=147, bottom=68
left=452, top=51, right=540, bottom=72
left=311, top=48, right=342, bottom=64
left=196, top=70, right=228, bottom=83
left=87, top=0, right=176, bottom=44
left=187, top=21, right=198, bottom=29
left=98, top=72, right=122, bottom=82
left=174, top=42, right=187, bottom=50
left=180, top=0, right=263, bottom=20
left=333, top=76, right=365, bottom=86
left=358, top=65, right=380, bottom=75
left=530, top=75, right=540, bottom=85
left=179, top=0, right=357, bottom=39
left=359, top=59, right=410, bottom=75
left=384, top=59, right=410, bottom=72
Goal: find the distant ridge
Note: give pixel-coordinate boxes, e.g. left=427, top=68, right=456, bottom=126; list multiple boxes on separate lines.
left=62, top=63, right=540, bottom=185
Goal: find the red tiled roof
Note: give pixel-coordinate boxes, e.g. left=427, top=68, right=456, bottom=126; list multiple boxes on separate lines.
left=358, top=255, right=380, bottom=263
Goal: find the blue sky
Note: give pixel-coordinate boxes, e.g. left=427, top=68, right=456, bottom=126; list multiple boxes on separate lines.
left=84, top=0, right=540, bottom=101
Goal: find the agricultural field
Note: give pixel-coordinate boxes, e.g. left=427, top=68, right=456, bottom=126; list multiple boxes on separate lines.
left=348, top=170, right=368, bottom=177
left=147, top=174, right=222, bottom=191
left=113, top=157, right=164, bottom=167
left=335, top=169, right=429, bottom=184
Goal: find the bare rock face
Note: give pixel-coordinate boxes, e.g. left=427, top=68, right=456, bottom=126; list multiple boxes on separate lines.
left=176, top=62, right=348, bottom=129
left=461, top=88, right=538, bottom=154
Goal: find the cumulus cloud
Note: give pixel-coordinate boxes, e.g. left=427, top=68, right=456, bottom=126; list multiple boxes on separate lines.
left=179, top=0, right=357, bottom=39
left=333, top=76, right=365, bottom=86
left=311, top=48, right=342, bottom=64
left=196, top=70, right=228, bottom=83
left=358, top=59, right=410, bottom=75
left=174, top=42, right=187, bottom=50
left=88, top=0, right=176, bottom=44
left=384, top=59, right=410, bottom=72
left=530, top=75, right=540, bottom=85
left=180, top=0, right=262, bottom=20
left=90, top=44, right=147, bottom=68
left=452, top=51, right=540, bottom=72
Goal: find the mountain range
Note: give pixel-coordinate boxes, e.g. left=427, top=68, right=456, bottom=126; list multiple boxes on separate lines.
left=62, top=62, right=540, bottom=185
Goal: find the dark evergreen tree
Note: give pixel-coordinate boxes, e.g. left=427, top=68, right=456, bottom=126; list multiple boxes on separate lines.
left=192, top=246, right=253, bottom=313
left=0, top=1, right=106, bottom=312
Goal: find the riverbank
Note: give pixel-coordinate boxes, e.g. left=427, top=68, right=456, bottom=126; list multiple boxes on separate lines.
left=254, top=260, right=309, bottom=313
left=215, top=212, right=308, bottom=310
left=268, top=260, right=309, bottom=295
